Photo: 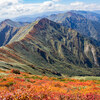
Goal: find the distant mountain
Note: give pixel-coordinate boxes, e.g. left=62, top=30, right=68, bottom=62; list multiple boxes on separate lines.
left=0, top=19, right=29, bottom=46
left=71, top=10, right=100, bottom=22
left=47, top=11, right=100, bottom=41
left=94, top=10, right=100, bottom=14
left=0, top=19, right=29, bottom=27
left=0, top=20, right=19, bottom=46
left=13, top=11, right=64, bottom=22
left=14, top=16, right=36, bottom=23
left=0, top=18, right=100, bottom=76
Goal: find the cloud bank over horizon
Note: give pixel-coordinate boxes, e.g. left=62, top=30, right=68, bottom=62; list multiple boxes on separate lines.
left=0, top=0, right=100, bottom=20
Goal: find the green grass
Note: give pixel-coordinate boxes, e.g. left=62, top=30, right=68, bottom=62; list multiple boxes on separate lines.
left=71, top=76, right=100, bottom=80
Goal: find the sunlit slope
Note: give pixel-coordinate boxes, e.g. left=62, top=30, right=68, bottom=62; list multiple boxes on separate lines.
left=0, top=18, right=100, bottom=76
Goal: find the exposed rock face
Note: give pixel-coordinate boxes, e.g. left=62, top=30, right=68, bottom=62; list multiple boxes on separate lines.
left=84, top=43, right=99, bottom=66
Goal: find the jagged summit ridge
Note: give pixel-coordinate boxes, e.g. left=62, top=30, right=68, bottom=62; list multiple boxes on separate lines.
left=34, top=18, right=60, bottom=30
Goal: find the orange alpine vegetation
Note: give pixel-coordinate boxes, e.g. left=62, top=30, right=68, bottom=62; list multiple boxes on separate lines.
left=0, top=69, right=100, bottom=100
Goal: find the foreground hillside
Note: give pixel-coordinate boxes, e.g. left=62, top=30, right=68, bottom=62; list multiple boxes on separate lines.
left=0, top=18, right=100, bottom=76
left=0, top=69, right=100, bottom=100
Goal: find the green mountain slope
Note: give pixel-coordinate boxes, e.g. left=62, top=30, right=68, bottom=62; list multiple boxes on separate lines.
left=0, top=18, right=100, bottom=76
left=47, top=12, right=100, bottom=41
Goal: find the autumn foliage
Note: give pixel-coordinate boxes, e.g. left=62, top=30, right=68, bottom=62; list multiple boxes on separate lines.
left=10, top=69, right=20, bottom=74
left=0, top=70, right=100, bottom=100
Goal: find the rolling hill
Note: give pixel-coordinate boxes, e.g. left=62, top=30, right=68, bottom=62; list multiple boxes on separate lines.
left=0, top=18, right=100, bottom=76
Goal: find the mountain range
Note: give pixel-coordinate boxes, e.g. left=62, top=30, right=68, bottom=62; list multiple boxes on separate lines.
left=47, top=11, right=100, bottom=41
left=71, top=10, right=100, bottom=22
left=0, top=11, right=100, bottom=76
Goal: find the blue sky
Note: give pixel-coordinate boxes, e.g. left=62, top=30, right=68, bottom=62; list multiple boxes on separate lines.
left=0, top=0, right=100, bottom=20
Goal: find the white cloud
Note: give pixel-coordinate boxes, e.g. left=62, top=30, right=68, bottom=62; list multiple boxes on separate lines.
left=0, top=0, right=100, bottom=20
left=70, top=2, right=84, bottom=6
left=52, top=0, right=60, bottom=2
left=0, top=0, right=19, bottom=4
left=69, top=2, right=100, bottom=11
